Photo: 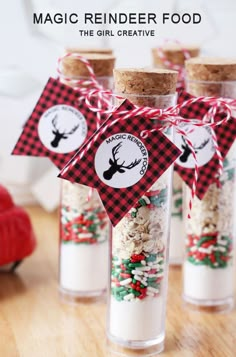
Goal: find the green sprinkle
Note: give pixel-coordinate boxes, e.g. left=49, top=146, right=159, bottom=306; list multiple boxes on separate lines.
left=122, top=259, right=130, bottom=264
left=114, top=286, right=126, bottom=293
left=146, top=255, right=157, bottom=262
left=197, top=236, right=212, bottom=247
left=128, top=263, right=143, bottom=268
left=147, top=277, right=158, bottom=282
left=139, top=198, right=147, bottom=206
left=149, top=282, right=160, bottom=289
left=131, top=290, right=140, bottom=297
left=120, top=290, right=128, bottom=297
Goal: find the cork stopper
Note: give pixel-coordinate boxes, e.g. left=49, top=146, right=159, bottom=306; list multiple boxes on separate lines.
left=114, top=68, right=177, bottom=95
left=65, top=47, right=113, bottom=55
left=185, top=57, right=236, bottom=97
left=114, top=68, right=178, bottom=107
left=185, top=57, right=236, bottom=81
left=152, top=44, right=200, bottom=67
left=62, top=53, right=116, bottom=77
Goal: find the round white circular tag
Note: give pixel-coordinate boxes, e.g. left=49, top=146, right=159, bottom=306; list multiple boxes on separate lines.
left=175, top=123, right=215, bottom=168
left=38, top=105, right=87, bottom=154
left=95, top=133, right=149, bottom=188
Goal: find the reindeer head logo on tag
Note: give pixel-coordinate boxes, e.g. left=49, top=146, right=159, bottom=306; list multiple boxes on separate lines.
left=95, top=133, right=149, bottom=188
left=38, top=104, right=87, bottom=154
left=175, top=123, right=215, bottom=168
left=103, top=142, right=142, bottom=180
left=51, top=114, right=80, bottom=148
left=179, top=135, right=210, bottom=163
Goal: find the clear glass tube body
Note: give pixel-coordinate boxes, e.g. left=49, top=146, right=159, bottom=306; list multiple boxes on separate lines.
left=107, top=93, right=176, bottom=355
left=169, top=172, right=184, bottom=265
left=153, top=59, right=185, bottom=265
left=183, top=80, right=236, bottom=311
left=59, top=76, right=113, bottom=301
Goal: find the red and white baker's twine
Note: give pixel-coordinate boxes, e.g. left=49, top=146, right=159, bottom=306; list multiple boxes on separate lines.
left=155, top=40, right=191, bottom=88
left=58, top=53, right=235, bottom=217
left=203, top=103, right=223, bottom=180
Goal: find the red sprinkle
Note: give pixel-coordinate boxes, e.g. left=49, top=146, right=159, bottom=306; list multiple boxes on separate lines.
left=196, top=252, right=206, bottom=260
left=131, top=254, right=145, bottom=262
left=120, top=273, right=131, bottom=279
left=221, top=256, right=230, bottom=261
left=149, top=269, right=157, bottom=274
left=145, top=190, right=160, bottom=197
left=210, top=253, right=216, bottom=263
left=120, top=264, right=126, bottom=271
left=201, top=239, right=217, bottom=248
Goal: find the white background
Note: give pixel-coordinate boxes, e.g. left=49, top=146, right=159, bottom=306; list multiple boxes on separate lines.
left=0, top=0, right=235, bottom=208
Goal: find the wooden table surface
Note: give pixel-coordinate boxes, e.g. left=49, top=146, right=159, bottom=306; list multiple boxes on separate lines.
left=0, top=206, right=235, bottom=357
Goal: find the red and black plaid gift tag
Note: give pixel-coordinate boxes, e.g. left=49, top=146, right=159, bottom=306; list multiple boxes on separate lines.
left=175, top=91, right=236, bottom=199
left=12, top=78, right=101, bottom=170
left=59, top=100, right=181, bottom=226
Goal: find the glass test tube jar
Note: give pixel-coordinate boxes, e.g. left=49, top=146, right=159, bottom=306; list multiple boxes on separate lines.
left=183, top=57, right=236, bottom=312
left=152, top=44, right=200, bottom=265
left=107, top=68, right=178, bottom=355
left=59, top=53, right=115, bottom=301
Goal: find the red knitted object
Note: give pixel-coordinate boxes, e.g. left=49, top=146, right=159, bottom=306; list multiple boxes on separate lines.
left=0, top=185, right=36, bottom=267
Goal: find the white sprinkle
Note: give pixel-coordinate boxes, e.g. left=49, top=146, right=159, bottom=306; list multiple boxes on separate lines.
left=148, top=262, right=153, bottom=267
left=155, top=257, right=164, bottom=263
left=190, top=246, right=197, bottom=252
left=151, top=264, right=161, bottom=270
left=198, top=247, right=213, bottom=254
left=120, top=278, right=132, bottom=286
left=156, top=273, right=164, bottom=278
left=135, top=266, right=151, bottom=271
left=147, top=286, right=159, bottom=294
left=78, top=233, right=93, bottom=239
left=213, top=246, right=226, bottom=252
left=147, top=274, right=159, bottom=278
left=61, top=217, right=68, bottom=224
left=217, top=240, right=228, bottom=246
left=146, top=291, right=155, bottom=297
left=134, top=275, right=148, bottom=286
left=132, top=270, right=144, bottom=276
left=113, top=260, right=122, bottom=266
left=141, top=260, right=146, bottom=266
left=142, top=196, right=151, bottom=204
left=124, top=293, right=135, bottom=301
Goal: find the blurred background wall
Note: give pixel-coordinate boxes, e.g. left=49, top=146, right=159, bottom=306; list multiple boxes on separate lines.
left=0, top=0, right=235, bottom=208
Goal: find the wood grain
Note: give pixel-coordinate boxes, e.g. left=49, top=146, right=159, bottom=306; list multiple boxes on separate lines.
left=0, top=206, right=235, bottom=357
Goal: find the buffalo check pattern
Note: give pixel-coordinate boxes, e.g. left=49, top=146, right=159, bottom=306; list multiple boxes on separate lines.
left=12, top=78, right=99, bottom=170
left=59, top=100, right=181, bottom=226
left=175, top=91, right=236, bottom=199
